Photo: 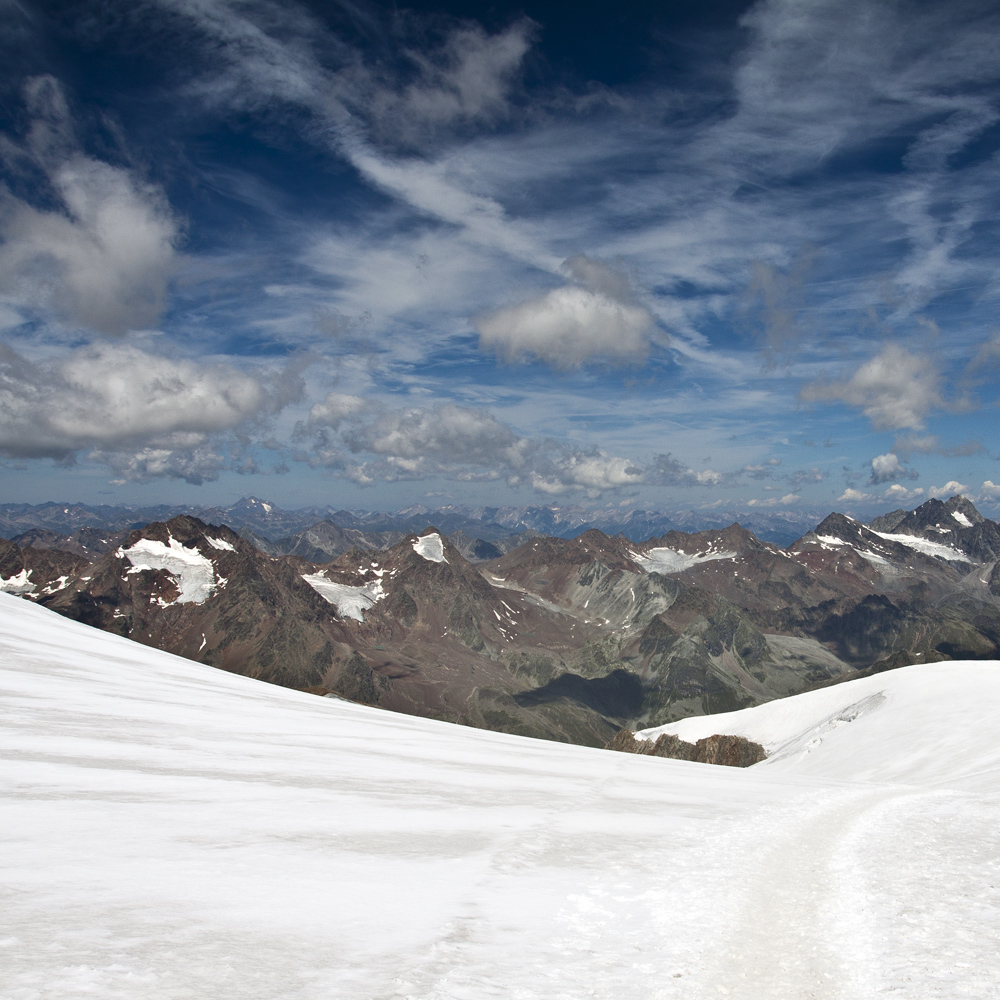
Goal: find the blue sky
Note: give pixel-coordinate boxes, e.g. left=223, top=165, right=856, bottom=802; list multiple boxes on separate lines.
left=2, top=0, right=1000, bottom=517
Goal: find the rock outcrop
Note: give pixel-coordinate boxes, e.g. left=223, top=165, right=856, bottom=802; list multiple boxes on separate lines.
left=606, top=728, right=767, bottom=767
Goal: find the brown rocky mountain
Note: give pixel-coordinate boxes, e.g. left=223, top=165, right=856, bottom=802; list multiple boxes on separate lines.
left=0, top=537, right=90, bottom=598
left=24, top=517, right=639, bottom=745
left=5, top=494, right=999, bottom=749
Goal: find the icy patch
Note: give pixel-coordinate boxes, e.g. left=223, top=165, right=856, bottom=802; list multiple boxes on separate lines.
left=205, top=537, right=236, bottom=552
left=119, top=538, right=218, bottom=604
left=302, top=574, right=385, bottom=622
left=632, top=546, right=737, bottom=574
left=855, top=548, right=890, bottom=566
left=871, top=530, right=968, bottom=562
left=413, top=533, right=447, bottom=563
left=815, top=535, right=847, bottom=547
left=0, top=569, right=34, bottom=596
left=953, top=511, right=973, bottom=528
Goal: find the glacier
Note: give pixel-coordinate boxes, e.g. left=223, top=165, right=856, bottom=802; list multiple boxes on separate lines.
left=1, top=591, right=998, bottom=999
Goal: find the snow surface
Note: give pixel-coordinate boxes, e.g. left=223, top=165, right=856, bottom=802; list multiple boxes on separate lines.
left=870, top=529, right=968, bottom=562
left=301, top=573, right=385, bottom=621
left=118, top=537, right=219, bottom=604
left=2, top=591, right=1000, bottom=999
left=413, top=532, right=447, bottom=562
left=632, top=545, right=737, bottom=574
left=205, top=536, right=236, bottom=552
left=953, top=510, right=973, bottom=528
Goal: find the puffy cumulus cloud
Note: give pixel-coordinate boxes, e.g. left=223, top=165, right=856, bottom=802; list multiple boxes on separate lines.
left=868, top=452, right=919, bottom=485
left=96, top=446, right=227, bottom=487
left=345, top=404, right=517, bottom=468
left=0, top=344, right=301, bottom=481
left=648, top=453, right=726, bottom=488
left=742, top=458, right=783, bottom=481
left=801, top=345, right=942, bottom=430
left=297, top=399, right=646, bottom=495
left=883, top=484, right=925, bottom=503
left=978, top=481, right=1000, bottom=501
left=307, top=392, right=368, bottom=428
left=0, top=77, right=180, bottom=335
left=476, top=256, right=656, bottom=368
left=746, top=493, right=801, bottom=507
left=509, top=442, right=643, bottom=495
left=929, top=480, right=969, bottom=498
left=837, top=488, right=873, bottom=502
left=789, top=467, right=824, bottom=487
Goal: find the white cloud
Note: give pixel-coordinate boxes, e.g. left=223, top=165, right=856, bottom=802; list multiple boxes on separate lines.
left=746, top=493, right=800, bottom=507
left=929, top=480, right=969, bottom=498
left=868, top=452, right=918, bottom=485
left=477, top=285, right=654, bottom=368
left=883, top=484, right=924, bottom=503
left=801, top=345, right=942, bottom=430
left=647, top=453, right=726, bottom=489
left=0, top=343, right=299, bottom=480
left=837, top=488, right=872, bottom=502
left=978, top=481, right=1000, bottom=501
left=297, top=399, right=647, bottom=495
left=346, top=404, right=517, bottom=466
left=0, top=77, right=180, bottom=335
left=308, top=392, right=367, bottom=428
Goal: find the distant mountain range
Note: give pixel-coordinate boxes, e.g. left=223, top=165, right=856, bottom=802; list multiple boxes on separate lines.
left=0, top=496, right=824, bottom=547
left=3, top=493, right=998, bottom=748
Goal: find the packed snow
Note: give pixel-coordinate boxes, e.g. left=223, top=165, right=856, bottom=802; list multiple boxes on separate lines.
left=2, top=591, right=1000, bottom=999
left=952, top=510, right=973, bottom=527
left=301, top=573, right=385, bottom=621
left=118, top=537, right=219, bottom=604
left=204, top=536, right=236, bottom=552
left=412, top=532, right=447, bottom=563
left=631, top=545, right=737, bottom=574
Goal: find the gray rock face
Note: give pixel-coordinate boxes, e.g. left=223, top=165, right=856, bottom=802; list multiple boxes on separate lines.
left=606, top=728, right=767, bottom=767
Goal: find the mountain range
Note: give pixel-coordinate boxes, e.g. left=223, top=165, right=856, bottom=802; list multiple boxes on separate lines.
left=3, top=493, right=999, bottom=747
left=0, top=496, right=824, bottom=547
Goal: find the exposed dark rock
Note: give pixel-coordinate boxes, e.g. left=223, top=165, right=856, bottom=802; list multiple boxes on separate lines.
left=606, top=728, right=766, bottom=767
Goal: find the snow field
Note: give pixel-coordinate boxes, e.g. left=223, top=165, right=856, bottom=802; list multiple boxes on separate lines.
left=119, top=536, right=220, bottom=604
left=413, top=532, right=447, bottom=563
left=1, top=592, right=999, bottom=999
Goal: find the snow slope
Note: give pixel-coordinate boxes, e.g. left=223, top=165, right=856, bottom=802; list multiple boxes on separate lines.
left=637, top=666, right=1000, bottom=790
left=2, top=591, right=999, bottom=999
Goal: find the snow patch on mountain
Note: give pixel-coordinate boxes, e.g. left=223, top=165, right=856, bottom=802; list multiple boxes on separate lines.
left=118, top=537, right=219, bottom=604
left=869, top=530, right=968, bottom=562
left=632, top=545, right=737, bottom=574
left=0, top=568, right=34, bottom=595
left=952, top=510, right=973, bottom=527
left=302, top=573, right=385, bottom=621
left=205, top=536, right=236, bottom=552
left=413, top=532, right=447, bottom=563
